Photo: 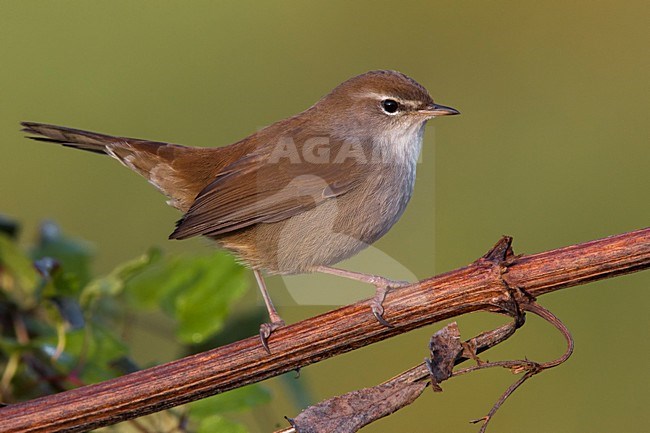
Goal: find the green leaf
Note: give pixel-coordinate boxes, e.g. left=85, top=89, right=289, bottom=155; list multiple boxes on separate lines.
left=48, top=265, right=82, bottom=298
left=195, top=415, right=249, bottom=433
left=190, top=385, right=271, bottom=417
left=0, top=335, right=23, bottom=354
left=0, top=233, right=39, bottom=307
left=190, top=386, right=268, bottom=433
left=126, top=251, right=249, bottom=344
left=30, top=221, right=94, bottom=289
left=173, top=255, right=248, bottom=344
left=80, top=274, right=125, bottom=308
left=124, top=252, right=195, bottom=309
left=47, top=325, right=130, bottom=384
left=80, top=248, right=161, bottom=308
left=114, top=247, right=162, bottom=281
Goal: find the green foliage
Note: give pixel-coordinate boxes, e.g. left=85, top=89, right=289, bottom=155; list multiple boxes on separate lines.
left=125, top=250, right=248, bottom=344
left=195, top=415, right=249, bottom=433
left=0, top=218, right=265, bottom=432
left=191, top=386, right=271, bottom=433
left=0, top=233, right=39, bottom=308
left=191, top=386, right=271, bottom=417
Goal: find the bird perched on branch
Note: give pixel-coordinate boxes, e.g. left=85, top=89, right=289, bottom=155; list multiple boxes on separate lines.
left=22, top=70, right=459, bottom=352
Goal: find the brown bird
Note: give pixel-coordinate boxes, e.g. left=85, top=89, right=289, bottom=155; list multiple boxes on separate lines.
left=22, top=70, right=458, bottom=351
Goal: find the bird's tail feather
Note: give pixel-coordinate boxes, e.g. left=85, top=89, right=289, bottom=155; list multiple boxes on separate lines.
left=21, top=122, right=121, bottom=154
left=20, top=121, right=211, bottom=212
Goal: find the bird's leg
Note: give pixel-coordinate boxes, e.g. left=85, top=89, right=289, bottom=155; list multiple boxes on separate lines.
left=254, top=269, right=285, bottom=353
left=315, top=266, right=409, bottom=327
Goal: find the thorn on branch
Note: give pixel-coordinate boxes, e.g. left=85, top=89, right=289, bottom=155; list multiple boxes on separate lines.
left=481, top=236, right=515, bottom=264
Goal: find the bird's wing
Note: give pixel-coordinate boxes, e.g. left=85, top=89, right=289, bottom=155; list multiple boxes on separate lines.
left=169, top=139, right=368, bottom=239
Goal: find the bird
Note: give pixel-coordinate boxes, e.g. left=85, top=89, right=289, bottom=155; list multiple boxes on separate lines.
left=21, top=70, right=459, bottom=352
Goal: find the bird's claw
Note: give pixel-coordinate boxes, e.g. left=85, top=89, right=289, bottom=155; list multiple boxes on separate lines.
left=372, top=303, right=394, bottom=328
left=370, top=279, right=409, bottom=328
left=259, top=320, right=285, bottom=354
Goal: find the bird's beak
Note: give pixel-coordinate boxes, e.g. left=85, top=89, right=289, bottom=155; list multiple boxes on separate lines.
left=419, top=103, right=460, bottom=117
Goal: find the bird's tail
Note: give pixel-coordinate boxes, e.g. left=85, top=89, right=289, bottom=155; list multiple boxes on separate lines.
left=20, top=121, right=206, bottom=211
left=21, top=121, right=121, bottom=155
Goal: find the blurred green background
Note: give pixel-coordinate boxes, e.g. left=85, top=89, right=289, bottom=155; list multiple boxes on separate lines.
left=1, top=1, right=648, bottom=432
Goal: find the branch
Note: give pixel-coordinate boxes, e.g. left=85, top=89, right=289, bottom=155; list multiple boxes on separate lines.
left=279, top=283, right=572, bottom=433
left=1, top=228, right=648, bottom=433
left=281, top=320, right=522, bottom=433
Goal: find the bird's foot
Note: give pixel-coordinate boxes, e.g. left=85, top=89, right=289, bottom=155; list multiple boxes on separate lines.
left=259, top=319, right=285, bottom=353
left=369, top=277, right=409, bottom=328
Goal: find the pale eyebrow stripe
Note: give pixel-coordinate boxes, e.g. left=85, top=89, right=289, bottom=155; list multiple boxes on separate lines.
left=356, top=92, right=421, bottom=108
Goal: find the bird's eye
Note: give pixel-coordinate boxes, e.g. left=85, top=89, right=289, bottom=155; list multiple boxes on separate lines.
left=381, top=99, right=399, bottom=114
